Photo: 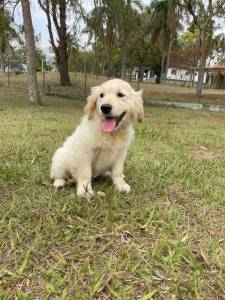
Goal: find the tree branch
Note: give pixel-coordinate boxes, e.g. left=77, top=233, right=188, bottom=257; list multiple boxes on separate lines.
left=38, top=0, right=58, bottom=56
left=51, top=3, right=60, bottom=37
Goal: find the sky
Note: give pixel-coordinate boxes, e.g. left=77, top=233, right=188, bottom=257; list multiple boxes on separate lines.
left=12, top=0, right=93, bottom=52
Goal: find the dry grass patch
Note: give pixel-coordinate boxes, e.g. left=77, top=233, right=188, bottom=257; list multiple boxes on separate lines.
left=191, top=146, right=218, bottom=161
left=1, top=71, right=225, bottom=105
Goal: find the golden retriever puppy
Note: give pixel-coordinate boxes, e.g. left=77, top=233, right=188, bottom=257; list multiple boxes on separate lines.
left=50, top=79, right=144, bottom=198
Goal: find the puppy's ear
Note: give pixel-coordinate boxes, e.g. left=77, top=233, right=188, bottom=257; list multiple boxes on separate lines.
left=135, top=89, right=144, bottom=123
left=85, top=94, right=96, bottom=120
left=85, top=86, right=99, bottom=120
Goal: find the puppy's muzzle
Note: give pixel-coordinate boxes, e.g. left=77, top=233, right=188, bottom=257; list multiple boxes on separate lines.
left=101, top=104, right=112, bottom=115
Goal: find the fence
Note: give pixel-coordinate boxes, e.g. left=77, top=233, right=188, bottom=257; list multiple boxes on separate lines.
left=1, top=71, right=225, bottom=106
left=0, top=71, right=143, bottom=99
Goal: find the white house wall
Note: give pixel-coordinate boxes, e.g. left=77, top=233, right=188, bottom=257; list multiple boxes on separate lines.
left=167, top=67, right=207, bottom=83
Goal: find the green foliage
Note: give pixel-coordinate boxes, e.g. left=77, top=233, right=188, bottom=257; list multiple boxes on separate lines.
left=178, top=30, right=199, bottom=48
left=0, top=8, right=21, bottom=54
left=83, top=1, right=163, bottom=79
left=10, top=46, right=26, bottom=73
left=8, top=45, right=50, bottom=73
left=0, top=7, right=21, bottom=72
left=35, top=48, right=48, bottom=71
left=168, top=30, right=201, bottom=69
left=212, top=33, right=225, bottom=65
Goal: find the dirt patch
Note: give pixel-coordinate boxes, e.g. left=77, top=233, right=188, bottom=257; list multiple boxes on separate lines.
left=205, top=208, right=225, bottom=237
left=0, top=184, right=9, bottom=201
left=191, top=146, right=218, bottom=161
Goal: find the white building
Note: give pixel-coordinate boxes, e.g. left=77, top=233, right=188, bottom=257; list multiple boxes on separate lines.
left=167, top=67, right=207, bottom=83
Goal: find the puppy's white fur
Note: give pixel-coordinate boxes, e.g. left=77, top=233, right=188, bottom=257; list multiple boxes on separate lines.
left=50, top=79, right=144, bottom=198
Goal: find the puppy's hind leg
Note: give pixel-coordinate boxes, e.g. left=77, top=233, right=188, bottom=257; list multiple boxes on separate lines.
left=50, top=148, right=67, bottom=189
left=51, top=165, right=67, bottom=189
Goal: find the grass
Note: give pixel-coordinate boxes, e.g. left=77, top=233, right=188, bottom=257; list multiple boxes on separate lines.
left=1, top=89, right=225, bottom=299
left=1, top=72, right=225, bottom=105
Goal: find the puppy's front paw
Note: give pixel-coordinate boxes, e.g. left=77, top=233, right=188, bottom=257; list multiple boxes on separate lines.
left=77, top=187, right=94, bottom=199
left=53, top=179, right=66, bottom=189
left=115, top=182, right=131, bottom=193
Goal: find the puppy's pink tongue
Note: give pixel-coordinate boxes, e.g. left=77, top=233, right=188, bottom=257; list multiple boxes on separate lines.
left=101, top=118, right=116, bottom=132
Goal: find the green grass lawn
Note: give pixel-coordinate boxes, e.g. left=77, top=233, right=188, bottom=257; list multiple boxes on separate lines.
left=0, top=90, right=225, bottom=299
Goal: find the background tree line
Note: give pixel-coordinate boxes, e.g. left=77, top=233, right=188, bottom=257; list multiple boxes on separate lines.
left=0, top=0, right=225, bottom=104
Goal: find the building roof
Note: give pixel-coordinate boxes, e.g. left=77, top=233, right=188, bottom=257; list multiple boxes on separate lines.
left=205, top=66, right=225, bottom=73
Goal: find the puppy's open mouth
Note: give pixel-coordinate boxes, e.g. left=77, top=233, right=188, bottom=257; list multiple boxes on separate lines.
left=101, top=111, right=126, bottom=133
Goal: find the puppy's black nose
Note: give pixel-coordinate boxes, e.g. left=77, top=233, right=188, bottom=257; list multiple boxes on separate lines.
left=101, top=104, right=112, bottom=114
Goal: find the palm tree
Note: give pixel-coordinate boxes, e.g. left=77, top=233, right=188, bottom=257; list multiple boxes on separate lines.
left=85, top=0, right=122, bottom=78
left=149, top=0, right=182, bottom=80
left=84, top=4, right=106, bottom=77
left=117, top=0, right=142, bottom=79
left=131, top=12, right=155, bottom=82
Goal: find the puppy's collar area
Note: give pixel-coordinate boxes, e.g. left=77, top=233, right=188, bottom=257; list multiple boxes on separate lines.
left=101, top=111, right=126, bottom=133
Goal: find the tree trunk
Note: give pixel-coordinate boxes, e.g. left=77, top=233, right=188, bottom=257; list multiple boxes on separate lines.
left=21, top=0, right=41, bottom=105
left=0, top=6, right=5, bottom=73
left=128, top=70, right=132, bottom=82
left=94, top=39, right=99, bottom=79
left=196, top=31, right=206, bottom=98
left=160, top=54, right=165, bottom=82
left=106, top=21, right=114, bottom=79
left=59, top=0, right=71, bottom=85
left=196, top=55, right=206, bottom=98
left=95, top=56, right=99, bottom=79
left=138, top=65, right=144, bottom=82
left=215, top=73, right=223, bottom=89
left=188, top=69, right=194, bottom=88
left=121, top=43, right=128, bottom=79
left=164, top=37, right=173, bottom=79
left=106, top=44, right=113, bottom=79
left=1, top=51, right=4, bottom=73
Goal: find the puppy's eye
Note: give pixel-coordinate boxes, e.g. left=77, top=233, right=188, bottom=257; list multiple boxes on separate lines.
left=117, top=92, right=125, bottom=97
left=100, top=93, right=104, bottom=98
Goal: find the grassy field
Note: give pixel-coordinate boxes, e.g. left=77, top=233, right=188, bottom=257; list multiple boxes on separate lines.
left=1, top=72, right=225, bottom=105
left=1, top=89, right=225, bottom=299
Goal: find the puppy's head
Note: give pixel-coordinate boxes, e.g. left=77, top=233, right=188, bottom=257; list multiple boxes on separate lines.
left=85, top=79, right=144, bottom=133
